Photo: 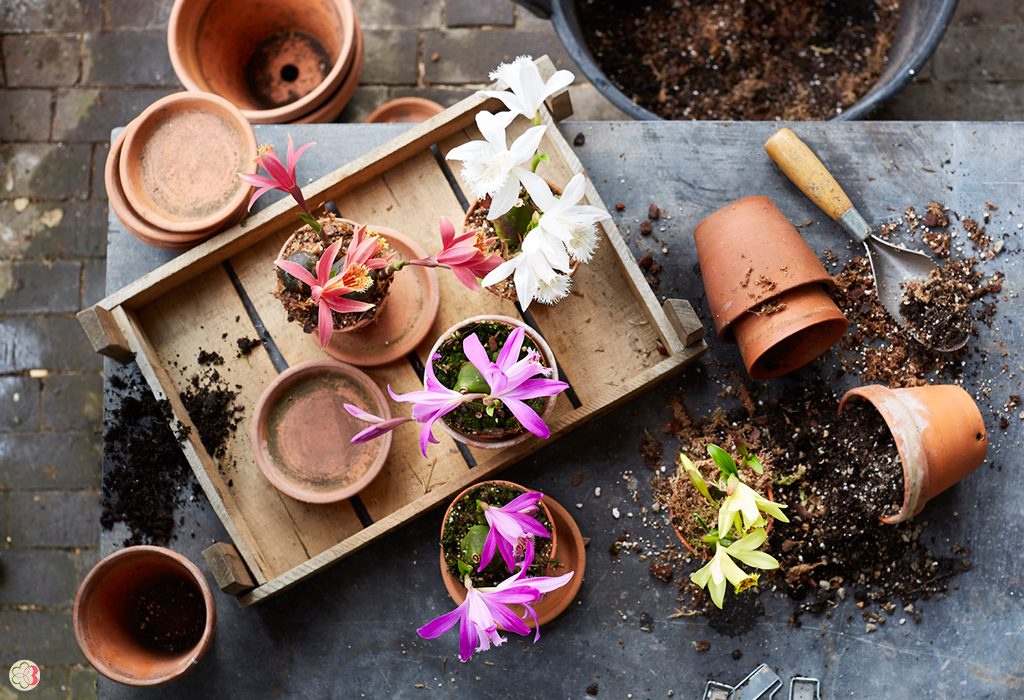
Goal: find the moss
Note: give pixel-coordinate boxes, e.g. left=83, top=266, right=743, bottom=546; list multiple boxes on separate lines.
left=441, top=482, right=554, bottom=587
left=433, top=320, right=548, bottom=439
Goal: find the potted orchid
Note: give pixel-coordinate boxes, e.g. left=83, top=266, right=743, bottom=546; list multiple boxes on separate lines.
left=418, top=480, right=579, bottom=662
left=660, top=444, right=789, bottom=609
left=240, top=139, right=503, bottom=348
left=447, top=56, right=611, bottom=308
left=344, top=315, right=569, bottom=453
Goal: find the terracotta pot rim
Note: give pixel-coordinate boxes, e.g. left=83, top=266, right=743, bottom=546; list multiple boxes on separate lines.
left=251, top=359, right=392, bottom=503
left=426, top=315, right=559, bottom=449
left=291, top=11, right=365, bottom=124
left=167, top=0, right=359, bottom=124
left=439, top=485, right=585, bottom=628
left=439, top=479, right=558, bottom=583
left=365, top=96, right=445, bottom=124
left=119, top=92, right=257, bottom=233
left=73, top=545, right=216, bottom=687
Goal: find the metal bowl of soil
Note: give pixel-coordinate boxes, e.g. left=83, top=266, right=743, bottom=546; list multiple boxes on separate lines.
left=517, top=0, right=956, bottom=120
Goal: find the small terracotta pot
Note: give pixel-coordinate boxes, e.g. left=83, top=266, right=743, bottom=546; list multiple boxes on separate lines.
left=439, top=481, right=585, bottom=628
left=840, top=384, right=988, bottom=524
left=168, top=0, right=358, bottom=124
left=366, top=97, right=444, bottom=124
left=694, top=195, right=848, bottom=380
left=426, top=315, right=559, bottom=449
left=119, top=92, right=257, bottom=234
left=252, top=360, right=391, bottom=503
left=106, top=125, right=245, bottom=251
left=73, top=546, right=215, bottom=686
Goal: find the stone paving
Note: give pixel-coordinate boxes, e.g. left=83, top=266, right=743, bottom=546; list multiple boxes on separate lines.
left=0, top=0, right=1017, bottom=697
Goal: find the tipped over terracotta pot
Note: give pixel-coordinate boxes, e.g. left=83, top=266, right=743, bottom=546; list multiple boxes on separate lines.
left=73, top=547, right=215, bottom=686
left=168, top=0, right=358, bottom=124
left=840, top=384, right=988, bottom=524
left=694, top=195, right=848, bottom=380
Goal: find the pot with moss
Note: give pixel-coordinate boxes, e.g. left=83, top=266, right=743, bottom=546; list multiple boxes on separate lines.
left=439, top=480, right=585, bottom=626
left=427, top=315, right=559, bottom=449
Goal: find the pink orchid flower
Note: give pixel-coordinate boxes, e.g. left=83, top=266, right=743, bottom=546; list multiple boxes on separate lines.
left=479, top=491, right=551, bottom=572
left=408, top=217, right=503, bottom=291
left=239, top=135, right=314, bottom=213
left=417, top=549, right=573, bottom=662
left=390, top=361, right=487, bottom=456
left=343, top=404, right=412, bottom=443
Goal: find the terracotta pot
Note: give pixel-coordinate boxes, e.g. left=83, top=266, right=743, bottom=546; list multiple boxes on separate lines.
left=693, top=195, right=848, bottom=380
left=840, top=384, right=988, bottom=524
left=366, top=97, right=444, bottom=124
left=119, top=92, right=257, bottom=234
left=73, top=546, right=215, bottom=686
left=426, top=315, right=559, bottom=449
left=106, top=125, right=244, bottom=251
left=168, top=0, right=358, bottom=124
left=439, top=481, right=586, bottom=628
left=291, top=12, right=365, bottom=124
left=252, top=360, right=391, bottom=503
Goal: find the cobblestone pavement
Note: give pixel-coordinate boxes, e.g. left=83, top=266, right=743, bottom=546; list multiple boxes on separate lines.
left=0, top=0, right=1017, bottom=697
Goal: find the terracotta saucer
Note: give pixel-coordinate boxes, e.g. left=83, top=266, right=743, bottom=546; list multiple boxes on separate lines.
left=251, top=360, right=392, bottom=504
left=106, top=126, right=226, bottom=251
left=439, top=494, right=586, bottom=628
left=120, top=92, right=256, bottom=233
left=320, top=226, right=440, bottom=367
left=292, top=13, right=365, bottom=124
left=366, top=97, right=444, bottom=124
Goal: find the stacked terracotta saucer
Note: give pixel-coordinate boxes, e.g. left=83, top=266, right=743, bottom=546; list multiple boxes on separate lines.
left=366, top=97, right=445, bottom=124
left=107, top=92, right=257, bottom=251
left=168, top=0, right=364, bottom=124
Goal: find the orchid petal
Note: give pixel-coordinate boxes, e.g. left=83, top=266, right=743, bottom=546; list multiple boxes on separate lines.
left=495, top=326, right=525, bottom=370
left=501, top=490, right=543, bottom=513
left=462, top=332, right=493, bottom=376
left=317, top=301, right=334, bottom=348
left=417, top=604, right=464, bottom=639
left=274, top=259, right=318, bottom=288
left=502, top=397, right=549, bottom=439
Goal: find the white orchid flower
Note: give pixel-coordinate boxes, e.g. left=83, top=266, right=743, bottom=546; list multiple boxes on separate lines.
left=446, top=110, right=546, bottom=220
left=717, top=474, right=789, bottom=540
left=482, top=228, right=571, bottom=309
left=690, top=529, right=780, bottom=609
left=520, top=171, right=609, bottom=263
left=483, top=55, right=575, bottom=121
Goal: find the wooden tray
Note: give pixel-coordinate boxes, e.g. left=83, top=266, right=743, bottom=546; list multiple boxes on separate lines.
left=80, top=57, right=707, bottom=606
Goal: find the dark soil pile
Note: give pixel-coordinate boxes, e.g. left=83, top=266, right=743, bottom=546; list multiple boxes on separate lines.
left=183, top=351, right=245, bottom=462
left=900, top=268, right=973, bottom=350
left=131, top=577, right=206, bottom=653
left=441, top=482, right=555, bottom=587
left=101, top=365, right=200, bottom=546
left=577, top=0, right=900, bottom=120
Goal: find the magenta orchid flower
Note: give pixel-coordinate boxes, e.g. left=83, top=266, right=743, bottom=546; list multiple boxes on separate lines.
left=239, top=135, right=314, bottom=214
left=407, top=217, right=503, bottom=291
left=479, top=491, right=551, bottom=572
left=417, top=549, right=573, bottom=662
left=346, top=325, right=569, bottom=455
left=274, top=234, right=379, bottom=348
left=343, top=404, right=412, bottom=443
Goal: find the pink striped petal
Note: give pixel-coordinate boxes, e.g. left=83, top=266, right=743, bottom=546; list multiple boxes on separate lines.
left=502, top=397, right=549, bottom=438
left=317, top=301, right=334, bottom=348
left=417, top=605, right=464, bottom=639
left=274, top=259, right=318, bottom=288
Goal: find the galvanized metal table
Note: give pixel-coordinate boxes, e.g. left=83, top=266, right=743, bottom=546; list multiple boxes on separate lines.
left=102, top=122, right=1024, bottom=699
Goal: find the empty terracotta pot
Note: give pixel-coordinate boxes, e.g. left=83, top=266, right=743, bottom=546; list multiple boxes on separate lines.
left=840, top=384, right=988, bottom=524
left=73, top=546, right=215, bottom=686
left=426, top=315, right=559, bottom=449
left=366, top=97, right=444, bottom=124
left=168, top=0, right=358, bottom=124
left=119, top=92, right=257, bottom=234
left=694, top=195, right=848, bottom=380
left=439, top=481, right=585, bottom=628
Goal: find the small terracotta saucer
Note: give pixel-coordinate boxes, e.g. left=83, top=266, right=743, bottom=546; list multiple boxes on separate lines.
left=252, top=360, right=392, bottom=504
left=366, top=97, right=444, bottom=124
left=120, top=92, right=256, bottom=233
left=439, top=494, right=586, bottom=628
left=320, top=226, right=441, bottom=367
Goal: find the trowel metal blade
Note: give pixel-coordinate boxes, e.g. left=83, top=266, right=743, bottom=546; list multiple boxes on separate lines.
left=864, top=235, right=939, bottom=335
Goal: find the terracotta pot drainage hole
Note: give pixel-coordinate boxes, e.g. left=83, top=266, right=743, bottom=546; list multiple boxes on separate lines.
left=245, top=32, right=332, bottom=109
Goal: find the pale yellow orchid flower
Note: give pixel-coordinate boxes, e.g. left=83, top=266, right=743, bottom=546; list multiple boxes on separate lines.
left=690, top=529, right=780, bottom=608
left=717, top=474, right=789, bottom=539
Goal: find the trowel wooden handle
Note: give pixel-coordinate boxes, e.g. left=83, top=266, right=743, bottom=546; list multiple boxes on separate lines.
left=764, top=128, right=853, bottom=222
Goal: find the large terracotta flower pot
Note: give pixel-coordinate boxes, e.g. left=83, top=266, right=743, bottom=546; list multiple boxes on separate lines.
left=694, top=195, right=848, bottom=380
left=167, top=0, right=358, bottom=124
left=840, top=384, right=988, bottom=524
left=73, top=546, right=215, bottom=686
left=426, top=315, right=559, bottom=449
left=119, top=92, right=257, bottom=235
left=439, top=480, right=585, bottom=628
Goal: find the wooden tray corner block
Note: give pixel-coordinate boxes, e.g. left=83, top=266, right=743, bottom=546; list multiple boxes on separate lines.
left=84, top=57, right=708, bottom=606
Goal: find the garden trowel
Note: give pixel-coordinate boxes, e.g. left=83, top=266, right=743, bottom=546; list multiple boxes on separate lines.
left=764, top=128, right=964, bottom=352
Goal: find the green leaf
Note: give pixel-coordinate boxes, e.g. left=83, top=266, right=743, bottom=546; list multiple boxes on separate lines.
left=707, top=443, right=738, bottom=477
left=297, top=212, right=321, bottom=233
left=693, top=514, right=711, bottom=533
left=681, top=453, right=713, bottom=503
left=457, top=560, right=472, bottom=577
